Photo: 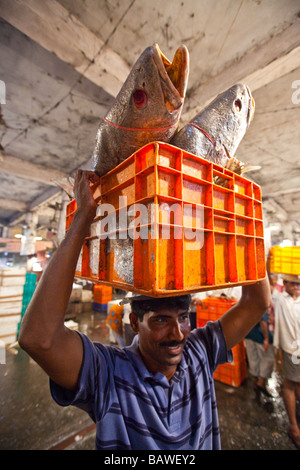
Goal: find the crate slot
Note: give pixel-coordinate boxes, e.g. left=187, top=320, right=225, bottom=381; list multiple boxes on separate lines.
left=236, top=236, right=257, bottom=281
left=254, top=201, right=263, bottom=220
left=156, top=143, right=182, bottom=171
left=101, top=156, right=135, bottom=194
left=135, top=143, right=157, bottom=173
left=234, top=194, right=254, bottom=217
left=214, top=233, right=238, bottom=284
left=182, top=153, right=211, bottom=181
left=182, top=177, right=212, bottom=205
left=234, top=175, right=253, bottom=197
left=254, top=220, right=264, bottom=237
left=158, top=168, right=182, bottom=199
left=182, top=203, right=206, bottom=230
left=213, top=186, right=234, bottom=212
left=235, top=215, right=254, bottom=236
left=214, top=214, right=235, bottom=234
left=253, top=183, right=262, bottom=201
left=184, top=231, right=215, bottom=288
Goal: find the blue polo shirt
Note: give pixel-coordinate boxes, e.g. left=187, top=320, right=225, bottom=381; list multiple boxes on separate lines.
left=50, top=320, right=232, bottom=450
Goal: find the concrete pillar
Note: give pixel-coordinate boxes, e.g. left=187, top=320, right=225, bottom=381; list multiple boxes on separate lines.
left=57, top=191, right=70, bottom=245
left=20, top=211, right=38, bottom=256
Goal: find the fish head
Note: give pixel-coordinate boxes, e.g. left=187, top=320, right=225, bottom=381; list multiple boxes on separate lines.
left=107, top=43, right=189, bottom=131
left=199, top=83, right=255, bottom=158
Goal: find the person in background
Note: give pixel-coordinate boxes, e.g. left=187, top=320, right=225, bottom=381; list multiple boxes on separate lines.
left=18, top=170, right=271, bottom=451
left=268, top=273, right=284, bottom=334
left=106, top=303, right=125, bottom=348
left=273, top=273, right=300, bottom=450
left=245, top=311, right=274, bottom=397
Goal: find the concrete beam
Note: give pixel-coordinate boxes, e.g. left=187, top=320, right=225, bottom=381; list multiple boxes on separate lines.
left=0, top=152, right=68, bottom=185
left=0, top=197, right=28, bottom=212
left=182, top=19, right=300, bottom=120
left=0, top=0, right=130, bottom=97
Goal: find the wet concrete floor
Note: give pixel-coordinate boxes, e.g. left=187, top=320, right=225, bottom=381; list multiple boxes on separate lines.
left=0, top=311, right=298, bottom=450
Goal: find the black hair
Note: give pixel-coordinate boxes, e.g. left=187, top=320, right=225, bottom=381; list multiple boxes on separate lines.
left=131, top=294, right=191, bottom=321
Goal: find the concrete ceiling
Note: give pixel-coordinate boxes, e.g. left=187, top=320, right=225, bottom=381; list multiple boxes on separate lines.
left=0, top=0, right=300, bottom=248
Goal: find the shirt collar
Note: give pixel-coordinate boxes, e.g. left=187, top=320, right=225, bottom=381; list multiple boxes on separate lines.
left=282, top=291, right=300, bottom=303
left=125, top=335, right=188, bottom=387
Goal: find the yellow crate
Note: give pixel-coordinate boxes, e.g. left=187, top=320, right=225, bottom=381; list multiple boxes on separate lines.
left=269, top=246, right=300, bottom=275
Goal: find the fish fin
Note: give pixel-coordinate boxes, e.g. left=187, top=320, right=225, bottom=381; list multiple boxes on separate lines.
left=239, top=163, right=261, bottom=174
left=224, top=157, right=261, bottom=175
left=214, top=157, right=260, bottom=187
left=52, top=176, right=75, bottom=198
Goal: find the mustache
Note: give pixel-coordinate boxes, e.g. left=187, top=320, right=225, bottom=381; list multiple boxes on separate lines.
left=159, top=339, right=185, bottom=348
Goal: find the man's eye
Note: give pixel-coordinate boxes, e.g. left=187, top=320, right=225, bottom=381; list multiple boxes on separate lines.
left=179, top=314, right=190, bottom=322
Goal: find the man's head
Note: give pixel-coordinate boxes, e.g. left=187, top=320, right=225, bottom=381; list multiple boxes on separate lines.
left=283, top=274, right=300, bottom=300
left=129, top=295, right=191, bottom=380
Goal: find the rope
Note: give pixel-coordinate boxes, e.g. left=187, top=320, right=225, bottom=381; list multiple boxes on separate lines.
left=103, top=117, right=178, bottom=132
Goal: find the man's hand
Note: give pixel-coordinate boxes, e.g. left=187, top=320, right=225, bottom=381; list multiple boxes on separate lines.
left=73, top=170, right=100, bottom=222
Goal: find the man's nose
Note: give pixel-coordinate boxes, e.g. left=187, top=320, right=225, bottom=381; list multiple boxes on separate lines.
left=169, top=320, right=185, bottom=341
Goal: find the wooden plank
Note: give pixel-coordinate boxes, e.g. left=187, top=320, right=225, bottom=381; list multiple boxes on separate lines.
left=0, top=285, right=24, bottom=298
left=0, top=276, right=25, bottom=287
left=0, top=306, right=22, bottom=315
left=0, top=267, right=26, bottom=276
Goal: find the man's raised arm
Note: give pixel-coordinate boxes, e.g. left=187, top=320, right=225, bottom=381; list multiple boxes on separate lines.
left=18, top=170, right=99, bottom=391
left=220, top=277, right=271, bottom=351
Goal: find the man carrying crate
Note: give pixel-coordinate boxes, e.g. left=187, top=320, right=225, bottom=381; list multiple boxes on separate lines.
left=18, top=170, right=271, bottom=451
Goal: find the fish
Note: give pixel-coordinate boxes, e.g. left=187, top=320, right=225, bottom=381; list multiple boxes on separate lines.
left=92, top=43, right=189, bottom=176
left=170, top=83, right=258, bottom=176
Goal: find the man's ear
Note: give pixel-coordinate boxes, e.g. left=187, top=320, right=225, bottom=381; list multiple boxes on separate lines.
left=130, top=312, right=140, bottom=333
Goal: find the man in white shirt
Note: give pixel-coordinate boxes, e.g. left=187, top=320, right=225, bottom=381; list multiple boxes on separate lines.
left=273, top=274, right=300, bottom=449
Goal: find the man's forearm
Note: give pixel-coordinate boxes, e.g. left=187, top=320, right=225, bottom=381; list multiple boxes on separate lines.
left=19, top=208, right=93, bottom=349
left=220, top=277, right=271, bottom=350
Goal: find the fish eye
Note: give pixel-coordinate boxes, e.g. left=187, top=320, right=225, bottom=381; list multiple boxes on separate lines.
left=133, top=89, right=147, bottom=109
left=234, top=99, right=242, bottom=112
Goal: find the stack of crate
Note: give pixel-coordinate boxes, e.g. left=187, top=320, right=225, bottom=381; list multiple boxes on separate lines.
left=269, top=246, right=300, bottom=275
left=0, top=267, right=26, bottom=345
left=93, top=285, right=113, bottom=312
left=197, top=296, right=247, bottom=387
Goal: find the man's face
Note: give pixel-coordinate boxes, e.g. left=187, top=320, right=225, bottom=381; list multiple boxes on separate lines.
left=130, top=307, right=191, bottom=380
left=284, top=281, right=300, bottom=299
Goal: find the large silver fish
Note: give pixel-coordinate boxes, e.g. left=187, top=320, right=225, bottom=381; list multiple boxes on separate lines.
left=171, top=83, right=257, bottom=175
left=92, top=44, right=189, bottom=176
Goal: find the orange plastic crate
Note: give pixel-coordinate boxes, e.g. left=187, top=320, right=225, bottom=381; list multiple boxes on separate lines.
left=196, top=297, right=237, bottom=326
left=93, top=285, right=112, bottom=303
left=66, top=142, right=266, bottom=297
left=195, top=312, right=247, bottom=387
left=214, top=360, right=247, bottom=388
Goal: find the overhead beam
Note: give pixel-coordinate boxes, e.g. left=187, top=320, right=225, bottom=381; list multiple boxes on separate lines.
left=0, top=152, right=68, bottom=185
left=0, top=197, right=28, bottom=212
left=183, top=19, right=300, bottom=120
left=0, top=0, right=130, bottom=97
